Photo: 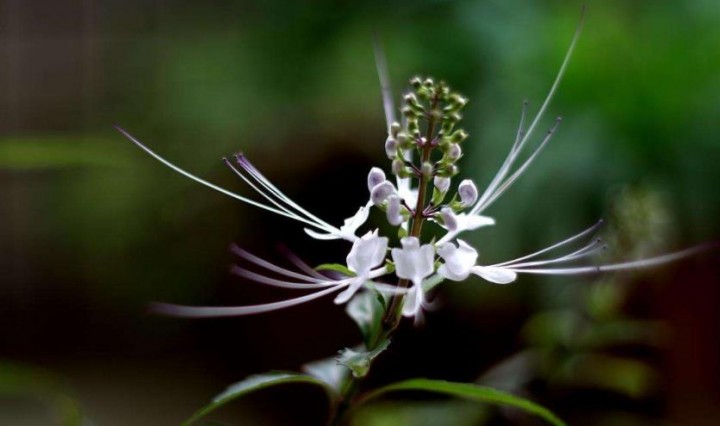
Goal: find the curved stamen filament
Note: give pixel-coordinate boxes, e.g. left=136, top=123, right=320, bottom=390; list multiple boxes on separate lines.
left=149, top=285, right=347, bottom=318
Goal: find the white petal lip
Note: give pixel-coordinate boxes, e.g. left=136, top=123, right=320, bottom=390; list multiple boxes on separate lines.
left=392, top=237, right=436, bottom=286
left=346, top=233, right=389, bottom=275
left=437, top=240, right=478, bottom=281
left=304, top=202, right=372, bottom=242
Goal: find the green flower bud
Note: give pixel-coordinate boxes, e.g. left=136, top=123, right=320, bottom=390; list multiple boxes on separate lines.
left=449, top=129, right=468, bottom=143
left=420, top=161, right=433, bottom=178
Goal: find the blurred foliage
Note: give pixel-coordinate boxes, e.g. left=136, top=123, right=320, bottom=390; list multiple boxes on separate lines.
left=1, top=0, right=719, bottom=425
left=0, top=361, right=84, bottom=426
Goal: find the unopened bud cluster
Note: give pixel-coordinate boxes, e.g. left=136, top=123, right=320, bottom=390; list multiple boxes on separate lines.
left=372, top=77, right=479, bottom=232
left=384, top=77, right=469, bottom=179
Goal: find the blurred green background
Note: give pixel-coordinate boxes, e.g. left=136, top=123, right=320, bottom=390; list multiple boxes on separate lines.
left=1, top=0, right=719, bottom=425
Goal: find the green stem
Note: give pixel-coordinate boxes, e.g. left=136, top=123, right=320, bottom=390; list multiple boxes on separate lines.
left=327, top=95, right=440, bottom=426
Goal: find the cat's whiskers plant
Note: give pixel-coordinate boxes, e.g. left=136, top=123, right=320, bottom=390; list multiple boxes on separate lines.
left=116, top=11, right=711, bottom=426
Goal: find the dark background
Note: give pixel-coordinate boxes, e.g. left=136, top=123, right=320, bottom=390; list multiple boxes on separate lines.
left=1, top=1, right=719, bottom=425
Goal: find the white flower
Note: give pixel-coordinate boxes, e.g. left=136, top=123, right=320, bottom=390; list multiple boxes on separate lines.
left=304, top=203, right=371, bottom=242
left=437, top=240, right=477, bottom=281
left=335, top=231, right=389, bottom=304
left=392, top=237, right=435, bottom=286
left=391, top=237, right=435, bottom=320
left=437, top=212, right=495, bottom=245
left=437, top=240, right=517, bottom=284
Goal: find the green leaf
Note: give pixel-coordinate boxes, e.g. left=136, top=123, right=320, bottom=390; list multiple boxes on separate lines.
left=183, top=372, right=335, bottom=426
left=346, top=291, right=385, bottom=347
left=358, top=379, right=566, bottom=426
left=336, top=340, right=390, bottom=378
left=302, top=356, right=351, bottom=394
left=315, top=263, right=355, bottom=276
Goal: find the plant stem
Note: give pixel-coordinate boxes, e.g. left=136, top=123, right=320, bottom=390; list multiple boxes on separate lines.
left=327, top=95, right=440, bottom=426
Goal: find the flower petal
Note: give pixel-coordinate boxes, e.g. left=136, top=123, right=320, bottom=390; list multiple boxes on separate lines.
left=471, top=266, right=517, bottom=284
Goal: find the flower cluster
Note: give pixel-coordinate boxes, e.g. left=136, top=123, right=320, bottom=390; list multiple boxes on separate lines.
left=117, top=33, right=704, bottom=324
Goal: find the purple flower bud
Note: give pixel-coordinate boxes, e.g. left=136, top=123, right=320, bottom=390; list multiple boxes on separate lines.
left=367, top=167, right=386, bottom=192
left=439, top=207, right=458, bottom=231
left=385, top=138, right=398, bottom=158
left=371, top=181, right=396, bottom=205
left=386, top=195, right=404, bottom=226
left=448, top=143, right=462, bottom=160
left=458, top=179, right=478, bottom=206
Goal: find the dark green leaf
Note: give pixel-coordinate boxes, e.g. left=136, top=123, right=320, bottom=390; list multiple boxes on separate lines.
left=302, top=356, right=350, bottom=394
left=183, top=372, right=335, bottom=426
left=346, top=291, right=385, bottom=347
left=358, top=379, right=566, bottom=426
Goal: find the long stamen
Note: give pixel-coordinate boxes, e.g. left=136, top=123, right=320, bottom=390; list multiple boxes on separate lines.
left=493, top=220, right=604, bottom=267
left=506, top=244, right=711, bottom=275
left=276, top=245, right=333, bottom=280
left=149, top=285, right=347, bottom=318
left=222, top=158, right=322, bottom=229
left=472, top=10, right=584, bottom=215
left=508, top=238, right=606, bottom=269
left=230, top=245, right=326, bottom=283
left=235, top=155, right=339, bottom=233
left=474, top=101, right=530, bottom=210
left=512, top=100, right=529, bottom=154
left=230, top=265, right=351, bottom=289
left=474, top=117, right=561, bottom=214
left=116, top=126, right=317, bottom=224
left=373, top=32, right=396, bottom=134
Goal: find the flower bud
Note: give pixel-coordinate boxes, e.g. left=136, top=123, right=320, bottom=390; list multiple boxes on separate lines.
left=451, top=94, right=468, bottom=107
left=439, top=207, right=458, bottom=232
left=447, top=143, right=462, bottom=160
left=384, top=138, right=398, bottom=158
left=449, top=129, right=468, bottom=143
left=390, top=122, right=401, bottom=137
left=367, top=167, right=386, bottom=192
left=410, top=76, right=422, bottom=88
left=420, top=162, right=433, bottom=178
left=434, top=176, right=450, bottom=193
left=391, top=159, right=405, bottom=176
left=371, top=181, right=395, bottom=205
left=386, top=195, right=404, bottom=226
left=437, top=164, right=458, bottom=177
left=458, top=179, right=478, bottom=206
